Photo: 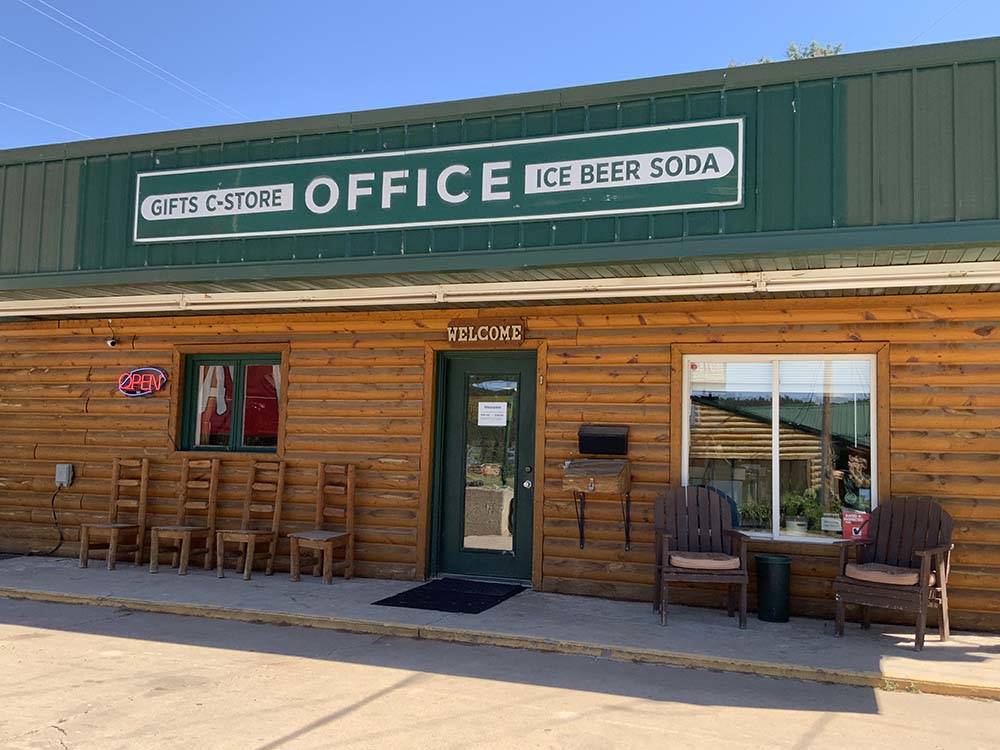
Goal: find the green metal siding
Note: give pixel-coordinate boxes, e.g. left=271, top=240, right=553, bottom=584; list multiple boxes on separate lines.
left=1, top=38, right=999, bottom=290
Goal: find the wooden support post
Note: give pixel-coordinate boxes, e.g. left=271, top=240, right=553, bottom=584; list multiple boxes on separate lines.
left=243, top=539, right=255, bottom=581
left=107, top=530, right=118, bottom=571
left=149, top=529, right=160, bottom=573
left=79, top=526, right=89, bottom=568
left=216, top=532, right=225, bottom=578
left=179, top=533, right=191, bottom=576
left=289, top=536, right=300, bottom=582
left=322, top=543, right=333, bottom=585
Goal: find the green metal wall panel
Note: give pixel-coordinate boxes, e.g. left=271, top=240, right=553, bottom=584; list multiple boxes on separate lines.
left=759, top=84, right=796, bottom=231
left=0, top=164, right=24, bottom=275
left=955, top=61, right=999, bottom=220
left=798, top=80, right=834, bottom=229
left=38, top=161, right=65, bottom=273
left=839, top=75, right=873, bottom=227
left=0, top=40, right=999, bottom=290
left=914, top=66, right=956, bottom=222
left=874, top=70, right=914, bottom=225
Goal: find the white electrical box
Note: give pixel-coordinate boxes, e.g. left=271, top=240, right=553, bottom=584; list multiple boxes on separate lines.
left=55, top=463, right=74, bottom=488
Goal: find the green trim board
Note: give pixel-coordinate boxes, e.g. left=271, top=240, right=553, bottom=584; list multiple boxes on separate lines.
left=180, top=353, right=280, bottom=453
left=2, top=219, right=997, bottom=294
left=133, top=120, right=743, bottom=243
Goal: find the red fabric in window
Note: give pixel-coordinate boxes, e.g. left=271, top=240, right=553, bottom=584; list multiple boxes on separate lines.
left=243, top=365, right=278, bottom=444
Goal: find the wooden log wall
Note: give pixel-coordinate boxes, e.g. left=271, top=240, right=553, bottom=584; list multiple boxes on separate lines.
left=0, top=290, right=999, bottom=631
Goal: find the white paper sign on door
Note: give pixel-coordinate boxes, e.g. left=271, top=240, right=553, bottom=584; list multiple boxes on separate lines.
left=477, top=401, right=508, bottom=427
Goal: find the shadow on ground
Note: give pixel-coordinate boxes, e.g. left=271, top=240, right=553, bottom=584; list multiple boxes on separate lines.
left=0, top=596, right=887, bottom=717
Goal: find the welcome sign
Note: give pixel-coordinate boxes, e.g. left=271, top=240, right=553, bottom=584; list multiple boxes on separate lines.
left=133, top=118, right=743, bottom=244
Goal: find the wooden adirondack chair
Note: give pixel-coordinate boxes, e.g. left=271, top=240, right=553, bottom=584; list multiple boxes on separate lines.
left=216, top=459, right=285, bottom=580
left=834, top=495, right=954, bottom=650
left=288, top=462, right=356, bottom=584
left=148, top=457, right=220, bottom=575
left=654, top=486, right=749, bottom=628
left=79, top=458, right=150, bottom=570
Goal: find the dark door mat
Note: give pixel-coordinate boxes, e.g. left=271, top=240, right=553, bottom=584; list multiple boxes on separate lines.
left=373, top=577, right=525, bottom=614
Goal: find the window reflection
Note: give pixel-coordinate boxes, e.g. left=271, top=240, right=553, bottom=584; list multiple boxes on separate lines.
left=779, top=360, right=872, bottom=537
left=687, top=357, right=874, bottom=538
left=688, top=361, right=773, bottom=531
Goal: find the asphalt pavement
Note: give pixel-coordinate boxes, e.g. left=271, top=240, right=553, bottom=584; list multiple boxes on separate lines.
left=1, top=598, right=998, bottom=749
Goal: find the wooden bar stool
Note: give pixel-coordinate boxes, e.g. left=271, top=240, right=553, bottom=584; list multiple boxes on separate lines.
left=289, top=462, right=356, bottom=584
left=149, top=457, right=220, bottom=575
left=79, top=458, right=150, bottom=570
left=216, top=459, right=285, bottom=580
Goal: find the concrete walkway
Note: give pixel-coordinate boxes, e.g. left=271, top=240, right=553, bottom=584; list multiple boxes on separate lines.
left=1, top=556, right=998, bottom=700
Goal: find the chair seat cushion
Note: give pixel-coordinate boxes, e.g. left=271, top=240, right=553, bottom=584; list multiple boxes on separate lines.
left=289, top=529, right=348, bottom=542
left=845, top=562, right=934, bottom=587
left=669, top=552, right=741, bottom=570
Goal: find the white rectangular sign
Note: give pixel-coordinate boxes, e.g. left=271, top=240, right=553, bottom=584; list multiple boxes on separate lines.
left=140, top=183, right=294, bottom=221
left=477, top=401, right=508, bottom=427
left=524, top=147, right=735, bottom=195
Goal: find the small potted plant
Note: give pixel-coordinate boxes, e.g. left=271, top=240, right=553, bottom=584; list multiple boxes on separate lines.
left=780, top=490, right=810, bottom=534
left=738, top=498, right=771, bottom=530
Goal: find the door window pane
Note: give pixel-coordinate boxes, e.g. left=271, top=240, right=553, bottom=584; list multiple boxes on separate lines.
left=194, top=365, right=235, bottom=447
left=463, top=375, right=518, bottom=552
left=242, top=364, right=280, bottom=448
left=688, top=360, right=773, bottom=532
left=779, top=360, right=872, bottom=537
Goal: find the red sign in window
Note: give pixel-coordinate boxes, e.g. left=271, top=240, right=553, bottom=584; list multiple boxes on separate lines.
left=842, top=510, right=871, bottom=541
left=118, top=367, right=168, bottom=397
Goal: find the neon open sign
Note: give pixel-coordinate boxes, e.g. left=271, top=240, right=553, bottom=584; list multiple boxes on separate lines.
left=118, top=367, right=168, bottom=397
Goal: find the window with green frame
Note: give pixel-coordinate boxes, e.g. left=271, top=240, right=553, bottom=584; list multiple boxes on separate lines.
left=181, top=354, right=281, bottom=452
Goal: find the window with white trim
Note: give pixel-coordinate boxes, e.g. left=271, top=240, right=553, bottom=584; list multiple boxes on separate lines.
left=682, top=355, right=876, bottom=540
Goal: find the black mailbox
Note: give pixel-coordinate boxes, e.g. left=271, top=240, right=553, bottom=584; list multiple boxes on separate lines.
left=578, top=424, right=629, bottom=456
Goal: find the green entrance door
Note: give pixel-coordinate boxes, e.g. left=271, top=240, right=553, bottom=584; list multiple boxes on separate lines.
left=434, top=352, right=536, bottom=581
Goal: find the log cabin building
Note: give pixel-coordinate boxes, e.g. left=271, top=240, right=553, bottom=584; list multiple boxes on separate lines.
left=2, top=37, right=1000, bottom=630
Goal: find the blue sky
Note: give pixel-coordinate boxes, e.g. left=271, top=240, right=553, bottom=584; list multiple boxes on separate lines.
left=1, top=0, right=997, bottom=149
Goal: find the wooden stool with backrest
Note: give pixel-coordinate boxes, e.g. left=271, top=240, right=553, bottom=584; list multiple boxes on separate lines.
left=79, top=457, right=150, bottom=570
left=149, top=457, right=220, bottom=575
left=834, top=495, right=954, bottom=650
left=216, top=459, right=285, bottom=580
left=654, top=485, right=750, bottom=628
left=288, top=462, right=356, bottom=584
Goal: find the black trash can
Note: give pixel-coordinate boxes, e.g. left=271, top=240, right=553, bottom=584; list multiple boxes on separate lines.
left=755, top=554, right=791, bottom=623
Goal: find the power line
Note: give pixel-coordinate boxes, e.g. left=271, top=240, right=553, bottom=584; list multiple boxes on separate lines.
left=15, top=0, right=247, bottom=119
left=908, top=0, right=971, bottom=44
left=0, top=99, right=91, bottom=138
left=28, top=0, right=247, bottom=118
left=0, top=32, right=180, bottom=126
